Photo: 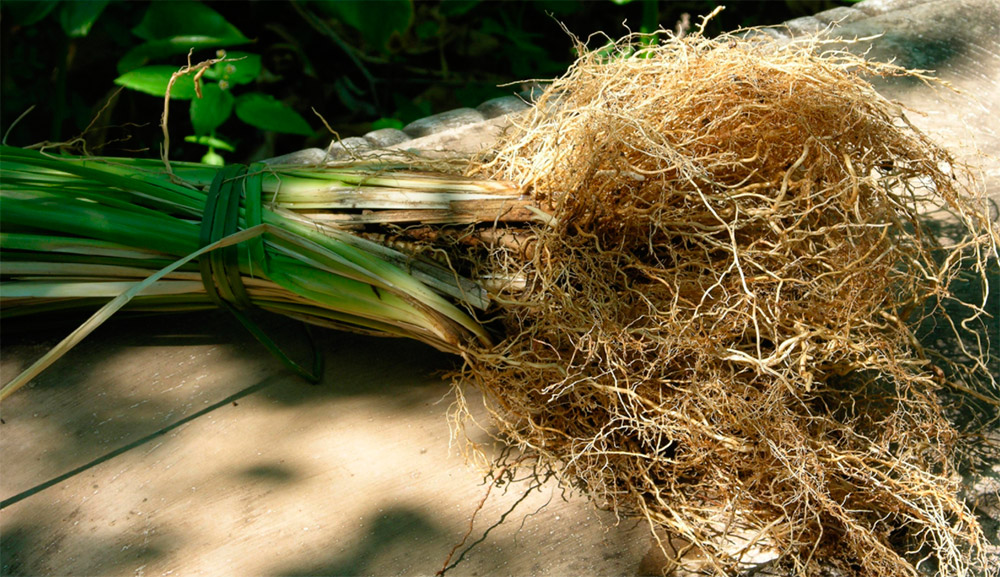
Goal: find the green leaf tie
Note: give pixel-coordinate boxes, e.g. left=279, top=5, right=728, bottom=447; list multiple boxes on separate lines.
left=199, top=164, right=324, bottom=383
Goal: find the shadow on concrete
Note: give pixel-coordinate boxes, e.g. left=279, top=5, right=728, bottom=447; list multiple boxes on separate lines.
left=275, top=507, right=452, bottom=577
left=270, top=472, right=655, bottom=577
left=0, top=373, right=279, bottom=509
left=0, top=307, right=480, bottom=576
left=1, top=307, right=456, bottom=499
left=1, top=311, right=280, bottom=471
left=260, top=334, right=456, bottom=407
left=236, top=463, right=300, bottom=484
left=0, top=512, right=176, bottom=577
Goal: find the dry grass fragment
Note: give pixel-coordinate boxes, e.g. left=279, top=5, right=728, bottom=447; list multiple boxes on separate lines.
left=455, top=28, right=998, bottom=577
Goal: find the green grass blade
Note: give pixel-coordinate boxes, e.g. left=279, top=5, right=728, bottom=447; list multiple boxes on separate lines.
left=0, top=224, right=270, bottom=400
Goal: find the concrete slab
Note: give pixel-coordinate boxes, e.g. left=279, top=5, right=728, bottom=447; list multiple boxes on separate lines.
left=1, top=313, right=651, bottom=576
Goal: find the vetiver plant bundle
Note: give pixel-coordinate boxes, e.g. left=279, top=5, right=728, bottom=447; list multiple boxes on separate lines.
left=3, top=27, right=997, bottom=577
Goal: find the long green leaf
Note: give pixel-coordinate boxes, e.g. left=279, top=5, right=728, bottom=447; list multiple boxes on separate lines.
left=1, top=225, right=268, bottom=400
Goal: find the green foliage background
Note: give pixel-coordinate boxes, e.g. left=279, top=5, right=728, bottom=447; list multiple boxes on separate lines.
left=1, top=0, right=857, bottom=163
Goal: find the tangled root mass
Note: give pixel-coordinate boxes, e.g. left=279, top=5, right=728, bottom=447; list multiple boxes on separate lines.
left=460, top=28, right=998, bottom=577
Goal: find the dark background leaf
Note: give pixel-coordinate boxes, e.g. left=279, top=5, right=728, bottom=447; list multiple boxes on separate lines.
left=118, top=1, right=250, bottom=73
left=114, top=66, right=198, bottom=99
left=314, top=0, right=414, bottom=52
left=117, top=36, right=252, bottom=75
left=131, top=1, right=248, bottom=43
left=190, top=83, right=234, bottom=135
left=58, top=0, right=110, bottom=38
left=202, top=52, right=262, bottom=86
left=235, top=93, right=313, bottom=135
left=4, top=1, right=59, bottom=27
